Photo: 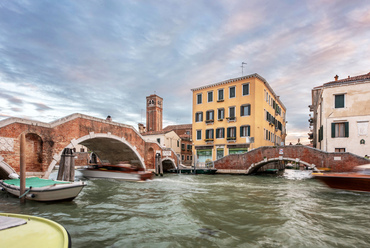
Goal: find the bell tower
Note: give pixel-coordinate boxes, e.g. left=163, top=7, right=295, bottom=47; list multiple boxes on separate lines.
left=146, top=94, right=163, bottom=132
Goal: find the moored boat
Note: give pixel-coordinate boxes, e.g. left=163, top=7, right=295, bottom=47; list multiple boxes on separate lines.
left=0, top=177, right=86, bottom=201
left=313, top=164, right=370, bottom=192
left=0, top=213, right=71, bottom=248
left=168, top=168, right=217, bottom=174
left=79, top=164, right=153, bottom=181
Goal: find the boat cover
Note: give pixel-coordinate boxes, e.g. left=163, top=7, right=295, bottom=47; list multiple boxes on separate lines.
left=2, top=177, right=70, bottom=188
left=0, top=216, right=27, bottom=231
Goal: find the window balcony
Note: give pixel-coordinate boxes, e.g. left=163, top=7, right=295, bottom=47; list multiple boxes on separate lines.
left=204, top=138, right=214, bottom=143
left=218, top=119, right=223, bottom=121
left=227, top=137, right=236, bottom=142
left=205, top=119, right=214, bottom=124
left=217, top=99, right=224, bottom=102
left=226, top=117, right=236, bottom=122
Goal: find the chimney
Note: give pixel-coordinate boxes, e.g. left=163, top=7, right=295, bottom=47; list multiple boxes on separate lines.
left=334, top=75, right=338, bottom=81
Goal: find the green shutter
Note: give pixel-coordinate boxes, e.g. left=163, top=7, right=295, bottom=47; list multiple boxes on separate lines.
left=240, top=126, right=243, bottom=137
left=331, top=123, right=335, bottom=138
left=345, top=122, right=349, bottom=137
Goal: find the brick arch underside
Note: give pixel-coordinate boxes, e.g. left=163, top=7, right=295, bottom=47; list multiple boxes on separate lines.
left=162, top=158, right=176, bottom=171
left=79, top=137, right=144, bottom=167
left=246, top=157, right=315, bottom=174
left=45, top=134, right=146, bottom=178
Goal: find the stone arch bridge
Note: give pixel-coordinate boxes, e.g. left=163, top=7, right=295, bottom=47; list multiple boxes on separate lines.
left=214, top=145, right=369, bottom=174
left=0, top=113, right=179, bottom=178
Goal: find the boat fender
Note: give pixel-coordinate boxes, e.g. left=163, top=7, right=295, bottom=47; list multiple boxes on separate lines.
left=9, top=173, right=20, bottom=179
left=26, top=193, right=36, bottom=198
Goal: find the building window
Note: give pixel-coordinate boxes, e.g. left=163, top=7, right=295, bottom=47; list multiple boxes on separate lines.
left=177, top=140, right=180, bottom=147
left=196, top=130, right=202, bottom=140
left=208, top=91, right=213, bottom=102
left=218, top=108, right=224, bottom=120
left=216, top=128, right=225, bottom=139
left=240, top=104, right=251, bottom=116
left=157, top=138, right=161, bottom=144
left=80, top=148, right=85, bottom=152
left=242, top=83, right=250, bottom=96
left=205, top=129, right=214, bottom=141
left=335, top=148, right=346, bottom=152
left=335, top=94, right=345, bottom=108
left=218, top=89, right=224, bottom=101
left=227, top=106, right=236, bottom=121
left=197, top=93, right=202, bottom=104
left=187, top=144, right=191, bottom=150
left=331, top=122, right=349, bottom=138
left=229, top=86, right=236, bottom=98
left=182, top=155, right=185, bottom=161
left=227, top=127, right=236, bottom=140
left=195, top=112, right=203, bottom=122
left=187, top=155, right=190, bottom=160
left=206, top=110, right=214, bottom=123
left=181, top=144, right=185, bottom=150
left=217, top=149, right=224, bottom=160
left=240, top=125, right=250, bottom=137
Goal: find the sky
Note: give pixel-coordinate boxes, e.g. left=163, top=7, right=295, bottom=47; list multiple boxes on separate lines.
left=1, top=0, right=370, bottom=144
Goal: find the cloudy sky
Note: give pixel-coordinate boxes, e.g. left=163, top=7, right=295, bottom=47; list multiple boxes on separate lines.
left=1, top=0, right=370, bottom=144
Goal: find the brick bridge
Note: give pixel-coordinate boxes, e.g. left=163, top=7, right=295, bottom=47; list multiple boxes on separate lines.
left=0, top=113, right=179, bottom=178
left=214, top=145, right=370, bottom=174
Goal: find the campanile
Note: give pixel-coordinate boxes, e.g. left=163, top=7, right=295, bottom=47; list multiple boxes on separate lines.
left=146, top=94, right=163, bottom=132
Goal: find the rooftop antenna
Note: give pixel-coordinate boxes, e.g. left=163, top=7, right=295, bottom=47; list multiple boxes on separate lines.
left=241, top=62, right=247, bottom=76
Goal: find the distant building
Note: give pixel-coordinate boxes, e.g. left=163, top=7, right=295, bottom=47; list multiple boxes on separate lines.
left=140, top=94, right=190, bottom=164
left=146, top=94, right=163, bottom=132
left=163, top=124, right=193, bottom=166
left=141, top=130, right=181, bottom=157
left=309, top=72, right=370, bottom=156
left=191, top=73, right=287, bottom=165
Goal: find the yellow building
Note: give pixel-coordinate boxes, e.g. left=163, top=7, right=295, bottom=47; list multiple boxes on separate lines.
left=191, top=73, right=287, bottom=164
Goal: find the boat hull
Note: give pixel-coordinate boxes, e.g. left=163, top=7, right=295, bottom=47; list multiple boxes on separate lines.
left=168, top=168, right=217, bottom=174
left=79, top=168, right=153, bottom=181
left=0, top=180, right=86, bottom=201
left=0, top=213, right=71, bottom=248
left=313, top=173, right=370, bottom=192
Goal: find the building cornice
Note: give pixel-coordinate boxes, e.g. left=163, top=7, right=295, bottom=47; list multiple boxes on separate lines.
left=190, top=73, right=286, bottom=111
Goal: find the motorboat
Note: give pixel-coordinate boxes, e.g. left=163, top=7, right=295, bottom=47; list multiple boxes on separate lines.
left=313, top=164, right=370, bottom=192
left=168, top=167, right=217, bottom=174
left=0, top=213, right=71, bottom=248
left=78, top=163, right=153, bottom=181
left=0, top=177, right=86, bottom=201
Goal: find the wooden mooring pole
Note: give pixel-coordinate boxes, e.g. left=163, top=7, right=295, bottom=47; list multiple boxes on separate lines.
left=20, top=133, right=26, bottom=204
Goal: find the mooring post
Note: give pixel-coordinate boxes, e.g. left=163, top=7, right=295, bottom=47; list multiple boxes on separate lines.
left=63, top=149, right=71, bottom=181
left=20, top=133, right=26, bottom=204
left=159, top=154, right=163, bottom=177
left=57, top=149, right=66, bottom=180
left=69, top=149, right=75, bottom=182
left=155, top=153, right=159, bottom=176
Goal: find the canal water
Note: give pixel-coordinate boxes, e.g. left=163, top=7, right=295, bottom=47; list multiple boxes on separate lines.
left=1, top=172, right=370, bottom=248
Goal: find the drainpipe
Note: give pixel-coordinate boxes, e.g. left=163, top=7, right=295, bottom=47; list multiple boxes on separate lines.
left=326, top=112, right=333, bottom=152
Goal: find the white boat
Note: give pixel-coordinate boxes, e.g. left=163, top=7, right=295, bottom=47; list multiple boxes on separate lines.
left=79, top=164, right=153, bottom=181
left=0, top=177, right=86, bottom=202
left=0, top=213, right=71, bottom=248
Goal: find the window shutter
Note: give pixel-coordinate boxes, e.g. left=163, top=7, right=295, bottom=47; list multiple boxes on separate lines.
left=345, top=122, right=349, bottom=137
left=240, top=126, right=243, bottom=137
left=331, top=123, right=335, bottom=138
left=227, top=128, right=230, bottom=137
left=247, top=126, right=250, bottom=136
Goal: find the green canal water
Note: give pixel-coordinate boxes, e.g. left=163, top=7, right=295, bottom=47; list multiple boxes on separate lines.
left=1, top=172, right=370, bottom=248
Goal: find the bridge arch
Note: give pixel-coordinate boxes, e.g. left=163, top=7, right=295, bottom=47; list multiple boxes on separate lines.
left=246, top=157, right=316, bottom=174
left=162, top=158, right=176, bottom=171
left=45, top=133, right=145, bottom=178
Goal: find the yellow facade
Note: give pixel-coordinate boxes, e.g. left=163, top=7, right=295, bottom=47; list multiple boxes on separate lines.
left=191, top=73, right=286, bottom=163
